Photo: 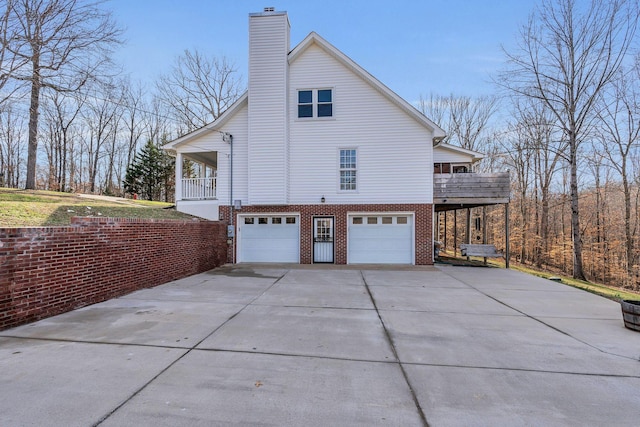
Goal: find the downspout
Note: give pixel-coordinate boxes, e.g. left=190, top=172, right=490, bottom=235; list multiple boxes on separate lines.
left=222, top=132, right=234, bottom=263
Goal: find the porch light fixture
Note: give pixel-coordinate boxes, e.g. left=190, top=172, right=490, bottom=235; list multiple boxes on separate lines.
left=321, top=195, right=325, bottom=203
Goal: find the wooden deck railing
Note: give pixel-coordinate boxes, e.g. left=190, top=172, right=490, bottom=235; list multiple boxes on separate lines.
left=434, top=172, right=510, bottom=204
left=181, top=176, right=217, bottom=200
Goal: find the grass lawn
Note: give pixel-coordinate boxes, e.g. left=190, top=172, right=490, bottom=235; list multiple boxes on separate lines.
left=0, top=188, right=197, bottom=227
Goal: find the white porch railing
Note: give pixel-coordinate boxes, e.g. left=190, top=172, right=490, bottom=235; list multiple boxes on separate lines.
left=181, top=176, right=217, bottom=200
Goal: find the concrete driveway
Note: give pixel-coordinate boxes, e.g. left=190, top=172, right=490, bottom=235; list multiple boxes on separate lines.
left=1, top=265, right=639, bottom=426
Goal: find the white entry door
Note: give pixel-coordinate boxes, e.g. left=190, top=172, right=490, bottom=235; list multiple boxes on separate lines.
left=313, top=217, right=334, bottom=263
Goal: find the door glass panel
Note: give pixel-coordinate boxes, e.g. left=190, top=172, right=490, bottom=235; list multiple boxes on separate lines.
left=315, top=219, right=333, bottom=242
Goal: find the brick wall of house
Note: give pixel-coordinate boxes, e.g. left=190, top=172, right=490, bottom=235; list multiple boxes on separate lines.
left=0, top=217, right=228, bottom=330
left=220, top=203, right=433, bottom=265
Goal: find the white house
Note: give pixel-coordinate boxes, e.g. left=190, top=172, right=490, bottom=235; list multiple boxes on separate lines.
left=163, top=9, right=501, bottom=266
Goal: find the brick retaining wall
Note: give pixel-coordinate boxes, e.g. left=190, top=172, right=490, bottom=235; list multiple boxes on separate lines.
left=0, top=217, right=228, bottom=330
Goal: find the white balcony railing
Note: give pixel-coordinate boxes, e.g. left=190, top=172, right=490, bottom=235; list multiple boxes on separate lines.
left=181, top=176, right=217, bottom=200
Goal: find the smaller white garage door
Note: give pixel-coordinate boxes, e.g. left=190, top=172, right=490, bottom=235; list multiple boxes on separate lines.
left=348, top=214, right=414, bottom=264
left=238, top=215, right=300, bottom=263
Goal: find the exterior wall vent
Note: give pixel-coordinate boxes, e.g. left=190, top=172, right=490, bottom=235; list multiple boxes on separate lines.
left=264, top=7, right=275, bottom=12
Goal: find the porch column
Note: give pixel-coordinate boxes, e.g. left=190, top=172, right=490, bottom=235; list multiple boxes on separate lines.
left=175, top=152, right=183, bottom=202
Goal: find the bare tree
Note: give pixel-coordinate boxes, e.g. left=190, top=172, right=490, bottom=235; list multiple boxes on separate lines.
left=144, top=95, right=175, bottom=145
left=41, top=91, right=85, bottom=191
left=515, top=98, right=567, bottom=267
left=448, top=95, right=498, bottom=152
left=418, top=93, right=497, bottom=153
left=0, top=102, right=25, bottom=187
left=82, top=81, right=118, bottom=193
left=500, top=121, right=534, bottom=263
left=4, top=0, right=122, bottom=189
left=156, top=49, right=243, bottom=133
left=120, top=79, right=146, bottom=168
left=1, top=3, right=21, bottom=104
left=500, top=0, right=639, bottom=280
left=417, top=93, right=452, bottom=144
left=595, top=67, right=640, bottom=281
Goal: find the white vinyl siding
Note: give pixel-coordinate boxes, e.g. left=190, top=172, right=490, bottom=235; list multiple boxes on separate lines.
left=248, top=12, right=290, bottom=205
left=289, top=44, right=433, bottom=204
left=175, top=105, right=249, bottom=206
left=433, top=146, right=475, bottom=164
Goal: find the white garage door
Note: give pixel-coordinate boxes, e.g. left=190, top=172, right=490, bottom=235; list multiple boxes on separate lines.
left=238, top=215, right=300, bottom=263
left=348, top=214, right=413, bottom=264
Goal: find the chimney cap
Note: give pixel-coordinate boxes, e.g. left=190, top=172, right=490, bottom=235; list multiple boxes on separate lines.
left=264, top=7, right=275, bottom=12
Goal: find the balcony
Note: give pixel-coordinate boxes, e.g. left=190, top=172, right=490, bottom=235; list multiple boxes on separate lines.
left=433, top=172, right=510, bottom=211
left=181, top=176, right=217, bottom=200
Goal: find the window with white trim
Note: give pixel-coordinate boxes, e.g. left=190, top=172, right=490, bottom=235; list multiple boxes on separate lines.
left=339, top=149, right=357, bottom=191
left=298, top=89, right=333, bottom=118
left=317, top=89, right=332, bottom=117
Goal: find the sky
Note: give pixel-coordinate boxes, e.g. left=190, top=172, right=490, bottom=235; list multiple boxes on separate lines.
left=109, top=0, right=540, bottom=104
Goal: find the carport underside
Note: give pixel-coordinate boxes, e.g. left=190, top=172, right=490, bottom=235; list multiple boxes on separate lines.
left=433, top=172, right=511, bottom=266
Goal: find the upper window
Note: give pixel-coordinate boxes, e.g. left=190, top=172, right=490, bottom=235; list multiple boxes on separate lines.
left=317, top=89, right=332, bottom=117
left=298, top=90, right=313, bottom=118
left=298, top=89, right=333, bottom=118
left=340, top=149, right=357, bottom=191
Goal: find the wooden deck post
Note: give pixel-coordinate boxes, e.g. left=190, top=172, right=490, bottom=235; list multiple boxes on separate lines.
left=444, top=211, right=448, bottom=251
left=482, top=207, right=487, bottom=244
left=466, top=208, right=472, bottom=244
left=505, top=203, right=510, bottom=269
left=483, top=206, right=488, bottom=264
left=454, top=210, right=458, bottom=256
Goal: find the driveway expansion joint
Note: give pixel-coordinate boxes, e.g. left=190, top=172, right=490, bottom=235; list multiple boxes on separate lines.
left=439, top=268, right=640, bottom=363
left=360, top=270, right=430, bottom=427
left=94, top=269, right=291, bottom=426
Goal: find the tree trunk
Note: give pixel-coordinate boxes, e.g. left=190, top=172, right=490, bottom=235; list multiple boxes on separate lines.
left=25, top=62, right=41, bottom=190
left=540, top=190, right=550, bottom=267
left=61, top=128, right=68, bottom=192
left=569, top=133, right=586, bottom=280
left=622, top=168, right=633, bottom=280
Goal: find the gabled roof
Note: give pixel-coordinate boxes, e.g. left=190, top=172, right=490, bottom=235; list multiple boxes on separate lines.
left=163, top=30, right=447, bottom=151
left=161, top=92, right=248, bottom=151
left=434, top=142, right=484, bottom=163
left=289, top=32, right=446, bottom=139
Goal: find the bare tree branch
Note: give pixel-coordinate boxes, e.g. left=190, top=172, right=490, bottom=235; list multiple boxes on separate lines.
left=498, top=0, right=639, bottom=280
left=4, top=0, right=123, bottom=189
left=155, top=49, right=244, bottom=134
